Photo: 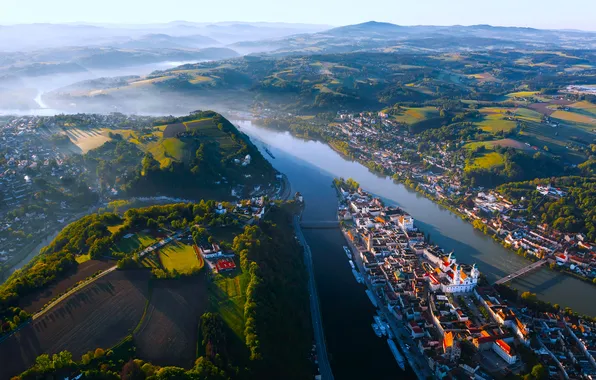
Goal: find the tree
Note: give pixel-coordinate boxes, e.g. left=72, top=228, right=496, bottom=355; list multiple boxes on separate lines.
left=35, top=354, right=53, bottom=372
left=52, top=351, right=73, bottom=369
left=121, top=359, right=146, bottom=380
left=94, top=348, right=105, bottom=359
left=531, top=363, right=547, bottom=379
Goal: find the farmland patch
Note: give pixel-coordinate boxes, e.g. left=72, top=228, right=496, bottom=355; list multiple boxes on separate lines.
left=134, top=274, right=208, bottom=367
left=0, top=270, right=150, bottom=380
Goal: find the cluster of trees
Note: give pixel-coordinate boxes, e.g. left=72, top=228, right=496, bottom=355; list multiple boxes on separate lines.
left=329, top=139, right=352, bottom=157
left=15, top=203, right=311, bottom=380
left=17, top=343, right=231, bottom=380
left=419, top=122, right=481, bottom=143
left=121, top=113, right=274, bottom=199
left=0, top=212, right=123, bottom=330
left=498, top=176, right=596, bottom=240
left=230, top=204, right=312, bottom=378
left=334, top=177, right=360, bottom=192
left=0, top=201, right=234, bottom=332
left=464, top=148, right=568, bottom=188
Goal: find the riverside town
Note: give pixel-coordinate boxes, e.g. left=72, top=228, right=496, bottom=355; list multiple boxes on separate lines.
left=335, top=178, right=596, bottom=379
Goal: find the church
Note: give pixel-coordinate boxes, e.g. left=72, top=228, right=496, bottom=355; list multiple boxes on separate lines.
left=430, top=253, right=480, bottom=293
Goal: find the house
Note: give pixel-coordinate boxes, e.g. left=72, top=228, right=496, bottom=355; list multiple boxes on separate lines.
left=442, top=331, right=461, bottom=362
left=215, top=258, right=236, bottom=273
left=492, top=339, right=517, bottom=364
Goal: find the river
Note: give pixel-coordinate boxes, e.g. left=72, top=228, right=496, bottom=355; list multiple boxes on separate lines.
left=234, top=120, right=596, bottom=377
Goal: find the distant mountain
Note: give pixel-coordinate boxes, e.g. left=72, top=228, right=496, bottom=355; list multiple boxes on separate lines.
left=323, top=21, right=406, bottom=38
left=75, top=47, right=239, bottom=69
left=116, top=33, right=221, bottom=49
left=236, top=21, right=596, bottom=56
left=0, top=21, right=331, bottom=51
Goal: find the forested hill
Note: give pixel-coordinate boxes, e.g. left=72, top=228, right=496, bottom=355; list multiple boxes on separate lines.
left=65, top=110, right=277, bottom=199
left=46, top=49, right=596, bottom=114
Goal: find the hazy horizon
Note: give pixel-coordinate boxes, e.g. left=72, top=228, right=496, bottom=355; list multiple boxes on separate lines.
left=2, top=0, right=596, bottom=32
left=2, top=20, right=596, bottom=33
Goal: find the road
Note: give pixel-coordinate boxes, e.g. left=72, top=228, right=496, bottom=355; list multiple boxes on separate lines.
left=345, top=234, right=433, bottom=380
left=294, top=215, right=334, bottom=380
left=32, top=265, right=118, bottom=320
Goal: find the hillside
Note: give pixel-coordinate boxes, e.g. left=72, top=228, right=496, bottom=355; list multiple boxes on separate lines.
left=0, top=202, right=311, bottom=380
left=73, top=111, right=278, bottom=199
left=45, top=48, right=596, bottom=115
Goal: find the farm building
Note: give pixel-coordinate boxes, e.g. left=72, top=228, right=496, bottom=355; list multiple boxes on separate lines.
left=215, top=258, right=236, bottom=272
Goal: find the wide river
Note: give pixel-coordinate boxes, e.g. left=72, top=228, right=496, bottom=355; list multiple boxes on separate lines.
left=235, top=120, right=596, bottom=379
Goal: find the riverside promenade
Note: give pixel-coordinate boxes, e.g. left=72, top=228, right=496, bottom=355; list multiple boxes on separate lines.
left=294, top=215, right=334, bottom=380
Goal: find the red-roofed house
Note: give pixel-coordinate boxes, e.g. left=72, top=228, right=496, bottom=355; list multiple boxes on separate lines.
left=492, top=339, right=517, bottom=364
left=215, top=258, right=236, bottom=273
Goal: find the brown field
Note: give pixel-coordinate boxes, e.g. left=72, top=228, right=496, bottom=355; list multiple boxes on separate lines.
left=0, top=270, right=150, bottom=380
left=528, top=102, right=556, bottom=116
left=552, top=110, right=596, bottom=125
left=184, top=118, right=216, bottom=130
left=18, top=259, right=114, bottom=314
left=162, top=123, right=187, bottom=138
left=489, top=138, right=533, bottom=150
left=63, top=127, right=111, bottom=153
left=134, top=273, right=208, bottom=368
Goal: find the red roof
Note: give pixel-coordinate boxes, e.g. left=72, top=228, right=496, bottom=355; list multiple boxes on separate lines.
left=215, top=258, right=236, bottom=272
left=496, top=339, right=511, bottom=355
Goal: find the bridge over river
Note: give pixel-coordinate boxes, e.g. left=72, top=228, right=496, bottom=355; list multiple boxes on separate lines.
left=494, top=259, right=549, bottom=285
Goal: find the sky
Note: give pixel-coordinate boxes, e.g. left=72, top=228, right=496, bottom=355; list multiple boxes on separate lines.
left=1, top=0, right=595, bottom=31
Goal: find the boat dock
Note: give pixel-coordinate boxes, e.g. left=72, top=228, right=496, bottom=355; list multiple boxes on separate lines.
left=365, top=289, right=378, bottom=308
left=387, top=339, right=406, bottom=371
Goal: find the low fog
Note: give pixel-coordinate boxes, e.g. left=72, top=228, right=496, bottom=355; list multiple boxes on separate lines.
left=0, top=21, right=332, bottom=116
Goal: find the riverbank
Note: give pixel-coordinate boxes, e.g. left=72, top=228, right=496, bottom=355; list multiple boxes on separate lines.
left=254, top=118, right=596, bottom=292
left=293, top=214, right=334, bottom=380
left=236, top=119, right=596, bottom=317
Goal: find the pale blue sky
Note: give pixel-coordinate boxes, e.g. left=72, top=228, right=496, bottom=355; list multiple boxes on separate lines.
left=1, top=0, right=595, bottom=31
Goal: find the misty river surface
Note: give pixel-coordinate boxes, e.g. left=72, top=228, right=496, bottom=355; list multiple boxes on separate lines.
left=235, top=120, right=596, bottom=378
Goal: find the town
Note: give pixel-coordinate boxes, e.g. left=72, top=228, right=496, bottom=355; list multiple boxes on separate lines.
left=0, top=113, right=288, bottom=279
left=279, top=108, right=596, bottom=286
left=337, top=181, right=596, bottom=379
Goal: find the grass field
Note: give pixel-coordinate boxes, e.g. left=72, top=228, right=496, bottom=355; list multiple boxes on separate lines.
left=507, top=91, right=539, bottom=98
left=517, top=119, right=591, bottom=164
left=514, top=107, right=543, bottom=123
left=189, top=75, right=214, bottom=84
left=75, top=253, right=91, bottom=264
left=390, top=106, right=439, bottom=124
left=477, top=118, right=517, bottom=133
left=107, top=223, right=125, bottom=234
left=551, top=110, right=596, bottom=125
left=466, top=152, right=505, bottom=170
left=141, top=252, right=161, bottom=269
left=468, top=72, right=499, bottom=82
left=147, top=138, right=188, bottom=167
left=158, top=242, right=202, bottom=274
left=112, top=232, right=157, bottom=256
left=465, top=138, right=531, bottom=151
left=208, top=270, right=248, bottom=340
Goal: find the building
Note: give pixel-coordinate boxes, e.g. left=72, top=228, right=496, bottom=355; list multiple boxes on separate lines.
left=492, top=339, right=517, bottom=364
left=434, top=253, right=480, bottom=293
left=442, top=331, right=462, bottom=362
left=215, top=258, right=236, bottom=273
